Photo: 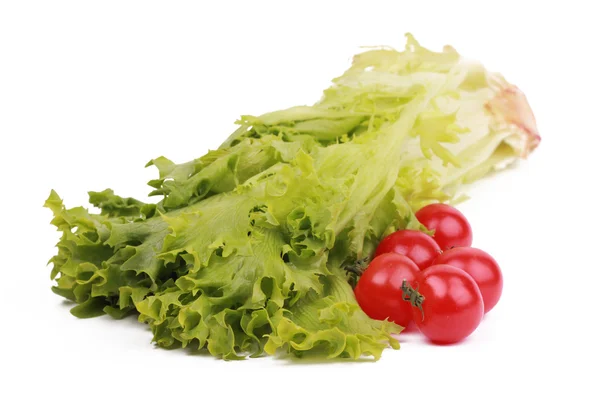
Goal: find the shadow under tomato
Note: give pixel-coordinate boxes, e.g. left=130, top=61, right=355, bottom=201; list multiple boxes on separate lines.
left=400, top=320, right=419, bottom=333
left=423, top=334, right=476, bottom=347
left=393, top=322, right=425, bottom=344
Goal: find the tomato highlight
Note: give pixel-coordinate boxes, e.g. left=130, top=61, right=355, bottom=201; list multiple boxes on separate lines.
left=374, top=229, right=441, bottom=270
left=415, top=203, right=473, bottom=250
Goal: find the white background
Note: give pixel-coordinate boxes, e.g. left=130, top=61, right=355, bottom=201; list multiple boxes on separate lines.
left=1, top=1, right=599, bottom=399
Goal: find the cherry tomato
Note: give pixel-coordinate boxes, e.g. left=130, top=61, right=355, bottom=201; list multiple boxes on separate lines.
left=434, top=247, right=503, bottom=313
left=405, top=264, right=483, bottom=344
left=374, top=229, right=441, bottom=270
left=354, top=253, right=420, bottom=327
left=415, top=203, right=473, bottom=250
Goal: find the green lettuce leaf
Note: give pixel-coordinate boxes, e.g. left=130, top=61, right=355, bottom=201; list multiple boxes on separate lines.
left=45, top=34, right=539, bottom=360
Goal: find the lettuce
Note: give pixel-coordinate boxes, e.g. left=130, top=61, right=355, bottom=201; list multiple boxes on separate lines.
left=45, top=34, right=539, bottom=360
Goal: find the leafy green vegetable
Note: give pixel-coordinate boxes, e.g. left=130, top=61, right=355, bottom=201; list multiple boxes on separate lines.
left=45, top=34, right=539, bottom=360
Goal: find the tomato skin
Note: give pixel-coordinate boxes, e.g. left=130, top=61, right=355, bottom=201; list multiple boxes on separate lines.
left=415, top=203, right=473, bottom=250
left=374, top=230, right=441, bottom=270
left=412, top=264, right=484, bottom=344
left=354, top=253, right=420, bottom=327
left=434, top=247, right=503, bottom=313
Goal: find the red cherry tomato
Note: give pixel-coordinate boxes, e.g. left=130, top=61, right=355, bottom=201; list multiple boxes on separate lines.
left=354, top=253, right=420, bottom=327
left=405, top=264, right=483, bottom=344
left=415, top=203, right=473, bottom=250
left=374, top=229, right=441, bottom=270
left=434, top=247, right=503, bottom=313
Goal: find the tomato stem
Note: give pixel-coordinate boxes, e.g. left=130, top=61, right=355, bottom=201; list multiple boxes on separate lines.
left=344, top=257, right=370, bottom=288
left=401, top=280, right=425, bottom=321
left=344, top=257, right=369, bottom=276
